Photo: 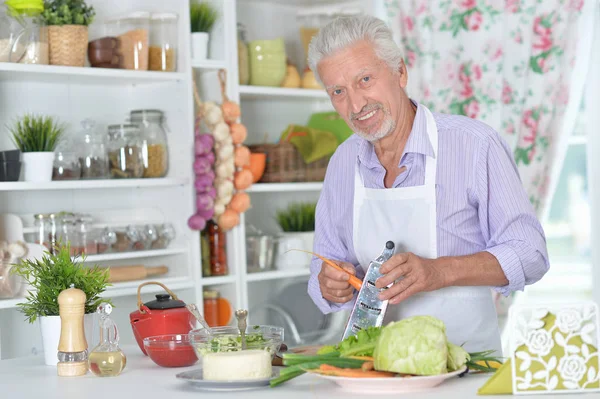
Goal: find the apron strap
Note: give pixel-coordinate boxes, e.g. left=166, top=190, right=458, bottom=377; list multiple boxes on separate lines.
left=422, top=106, right=438, bottom=187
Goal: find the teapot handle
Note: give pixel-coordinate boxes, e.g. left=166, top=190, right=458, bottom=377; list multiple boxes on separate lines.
left=136, top=281, right=179, bottom=313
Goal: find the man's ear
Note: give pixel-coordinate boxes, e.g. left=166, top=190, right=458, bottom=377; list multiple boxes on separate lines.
left=398, top=58, right=408, bottom=89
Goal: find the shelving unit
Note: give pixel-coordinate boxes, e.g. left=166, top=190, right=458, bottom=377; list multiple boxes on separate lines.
left=246, top=182, right=323, bottom=193
left=246, top=268, right=311, bottom=282
left=0, top=178, right=188, bottom=191
left=239, top=85, right=328, bottom=100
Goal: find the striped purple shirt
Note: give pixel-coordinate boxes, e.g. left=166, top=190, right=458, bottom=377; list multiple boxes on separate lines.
left=308, top=100, right=550, bottom=313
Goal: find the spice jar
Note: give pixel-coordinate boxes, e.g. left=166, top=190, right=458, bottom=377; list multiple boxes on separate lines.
left=78, top=119, right=109, bottom=179
left=34, top=214, right=51, bottom=250
left=112, top=229, right=131, bottom=252
left=130, top=110, right=169, bottom=178
left=107, top=12, right=150, bottom=70
left=76, top=214, right=97, bottom=255
left=149, top=13, right=178, bottom=72
left=141, top=224, right=158, bottom=250
left=152, top=223, right=175, bottom=249
left=203, top=290, right=219, bottom=328
left=53, top=141, right=81, bottom=180
left=107, top=124, right=144, bottom=178
left=59, top=214, right=81, bottom=256
left=207, top=220, right=227, bottom=276
left=98, top=227, right=117, bottom=254
left=127, top=225, right=145, bottom=251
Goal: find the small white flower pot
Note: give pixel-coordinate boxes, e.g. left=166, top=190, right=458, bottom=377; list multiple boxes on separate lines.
left=191, top=32, right=209, bottom=60
left=39, top=313, right=96, bottom=366
left=21, top=152, right=54, bottom=182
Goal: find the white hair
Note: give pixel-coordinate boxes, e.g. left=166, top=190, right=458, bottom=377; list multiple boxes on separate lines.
left=307, top=15, right=404, bottom=85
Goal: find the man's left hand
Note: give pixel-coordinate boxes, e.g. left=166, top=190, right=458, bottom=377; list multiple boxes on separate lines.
left=375, top=252, right=447, bottom=304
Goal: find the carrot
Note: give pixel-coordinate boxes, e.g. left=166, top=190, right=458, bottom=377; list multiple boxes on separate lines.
left=313, top=364, right=397, bottom=378
left=285, top=249, right=363, bottom=290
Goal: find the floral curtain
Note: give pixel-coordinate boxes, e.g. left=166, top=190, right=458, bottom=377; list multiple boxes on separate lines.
left=383, top=0, right=586, bottom=215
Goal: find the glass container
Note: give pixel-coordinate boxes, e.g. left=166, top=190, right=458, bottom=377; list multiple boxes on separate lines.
left=98, top=227, right=117, bottom=254
left=207, top=220, right=227, bottom=276
left=1, top=3, right=48, bottom=64
left=126, top=225, right=145, bottom=251
left=149, top=12, right=178, bottom=72
left=130, top=109, right=169, bottom=178
left=89, top=304, right=126, bottom=377
left=203, top=290, right=219, bottom=328
left=237, top=23, right=249, bottom=85
left=78, top=118, right=109, bottom=179
left=53, top=140, right=81, bottom=180
left=34, top=213, right=59, bottom=254
left=200, top=229, right=211, bottom=277
left=107, top=124, right=144, bottom=178
left=141, top=224, right=158, bottom=250
left=152, top=223, right=175, bottom=249
left=112, top=228, right=131, bottom=252
left=106, top=11, right=150, bottom=70
left=76, top=214, right=97, bottom=255
left=59, top=213, right=80, bottom=256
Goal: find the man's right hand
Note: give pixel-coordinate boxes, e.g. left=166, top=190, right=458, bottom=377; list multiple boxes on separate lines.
left=318, top=260, right=356, bottom=304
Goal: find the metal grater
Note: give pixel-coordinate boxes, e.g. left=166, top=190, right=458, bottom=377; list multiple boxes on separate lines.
left=341, top=241, right=396, bottom=340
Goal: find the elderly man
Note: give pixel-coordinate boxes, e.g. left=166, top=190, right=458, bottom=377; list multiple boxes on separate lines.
left=306, top=15, right=549, bottom=355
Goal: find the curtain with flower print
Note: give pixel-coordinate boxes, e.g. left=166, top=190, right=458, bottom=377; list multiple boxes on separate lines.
left=383, top=0, right=586, bottom=215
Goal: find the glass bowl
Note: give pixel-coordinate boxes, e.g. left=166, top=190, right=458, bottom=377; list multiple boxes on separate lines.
left=189, top=325, right=284, bottom=359
left=143, top=334, right=198, bottom=367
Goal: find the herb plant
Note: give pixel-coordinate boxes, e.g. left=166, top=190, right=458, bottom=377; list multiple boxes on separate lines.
left=41, top=0, right=95, bottom=26
left=8, top=114, right=65, bottom=152
left=275, top=202, right=316, bottom=232
left=190, top=1, right=218, bottom=33
left=11, top=244, right=112, bottom=323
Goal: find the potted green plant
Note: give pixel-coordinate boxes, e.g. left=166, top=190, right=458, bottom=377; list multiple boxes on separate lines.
left=274, top=202, right=316, bottom=270
left=8, top=113, right=65, bottom=182
left=190, top=0, right=218, bottom=60
left=41, top=0, right=95, bottom=66
left=11, top=244, right=111, bottom=366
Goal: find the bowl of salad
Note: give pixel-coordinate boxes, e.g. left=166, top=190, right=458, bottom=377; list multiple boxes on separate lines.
left=189, top=325, right=284, bottom=359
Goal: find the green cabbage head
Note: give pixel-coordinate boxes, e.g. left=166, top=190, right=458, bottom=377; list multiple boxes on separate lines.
left=373, top=315, right=449, bottom=375
left=447, top=342, right=470, bottom=371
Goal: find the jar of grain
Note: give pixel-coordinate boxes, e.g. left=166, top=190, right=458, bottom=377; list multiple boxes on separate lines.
left=107, top=12, right=150, bottom=70
left=130, top=109, right=169, bottom=178
left=107, top=124, right=144, bottom=178
left=78, top=118, right=109, bottom=179
left=149, top=13, right=178, bottom=72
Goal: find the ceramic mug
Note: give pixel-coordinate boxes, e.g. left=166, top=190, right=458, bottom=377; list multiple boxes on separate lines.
left=275, top=234, right=306, bottom=270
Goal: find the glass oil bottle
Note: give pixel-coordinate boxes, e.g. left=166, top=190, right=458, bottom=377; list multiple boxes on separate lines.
left=89, top=304, right=126, bottom=377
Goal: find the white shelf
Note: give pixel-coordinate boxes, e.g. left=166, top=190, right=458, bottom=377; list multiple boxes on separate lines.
left=201, top=275, right=237, bottom=285
left=0, top=178, right=188, bottom=191
left=191, top=59, right=227, bottom=70
left=246, top=268, right=311, bottom=282
left=0, top=63, right=186, bottom=84
left=247, top=182, right=323, bottom=193
left=0, top=298, right=22, bottom=310
left=78, top=247, right=188, bottom=263
left=239, top=85, right=328, bottom=100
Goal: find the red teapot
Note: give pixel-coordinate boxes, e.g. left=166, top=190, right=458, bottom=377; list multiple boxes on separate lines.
left=130, top=281, right=196, bottom=355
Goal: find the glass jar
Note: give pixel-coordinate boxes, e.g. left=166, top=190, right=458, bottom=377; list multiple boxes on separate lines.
left=127, top=225, right=145, bottom=251
left=200, top=229, right=211, bottom=277
left=59, top=214, right=81, bottom=256
left=112, top=228, right=131, bottom=252
left=207, top=220, right=227, bottom=276
left=76, top=214, right=97, bottom=255
left=106, top=11, right=150, bottom=70
left=149, top=12, right=178, bottom=72
left=78, top=119, right=109, bottom=179
left=141, top=224, right=158, bottom=250
left=98, top=227, right=117, bottom=254
left=237, top=23, right=249, bottom=85
left=53, top=140, right=81, bottom=180
left=34, top=213, right=59, bottom=254
left=203, top=290, right=220, bottom=328
left=130, top=110, right=169, bottom=178
left=107, top=124, right=144, bottom=178
left=152, top=223, right=175, bottom=249
left=1, top=3, right=48, bottom=64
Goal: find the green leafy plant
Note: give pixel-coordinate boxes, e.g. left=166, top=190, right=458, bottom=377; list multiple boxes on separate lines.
left=190, top=1, right=218, bottom=33
left=11, top=244, right=112, bottom=323
left=41, top=0, right=95, bottom=26
left=8, top=113, right=65, bottom=152
left=275, top=202, right=316, bottom=232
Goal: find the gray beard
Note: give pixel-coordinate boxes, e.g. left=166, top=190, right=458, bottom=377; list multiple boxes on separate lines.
left=351, top=115, right=396, bottom=142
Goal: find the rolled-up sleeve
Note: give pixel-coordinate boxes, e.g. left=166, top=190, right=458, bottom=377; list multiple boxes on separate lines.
left=308, top=153, right=359, bottom=314
left=476, top=131, right=550, bottom=296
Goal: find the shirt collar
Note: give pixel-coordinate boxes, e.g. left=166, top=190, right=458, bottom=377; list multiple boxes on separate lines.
left=357, top=99, right=435, bottom=169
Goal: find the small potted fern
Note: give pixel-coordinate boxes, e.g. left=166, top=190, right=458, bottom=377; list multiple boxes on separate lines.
left=8, top=113, right=65, bottom=182
left=190, top=0, right=218, bottom=60
left=274, top=202, right=316, bottom=269
left=11, top=244, right=111, bottom=366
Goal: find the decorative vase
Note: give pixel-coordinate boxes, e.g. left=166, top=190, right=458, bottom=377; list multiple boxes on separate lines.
left=47, top=25, right=88, bottom=67
left=21, top=152, right=54, bottom=182
left=248, top=38, right=286, bottom=87
left=39, top=313, right=96, bottom=366
left=191, top=32, right=209, bottom=60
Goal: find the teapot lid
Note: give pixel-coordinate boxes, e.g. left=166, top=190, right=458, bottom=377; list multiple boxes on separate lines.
left=144, top=294, right=185, bottom=310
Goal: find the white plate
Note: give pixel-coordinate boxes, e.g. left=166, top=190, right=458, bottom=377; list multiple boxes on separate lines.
left=310, top=366, right=468, bottom=394
left=176, top=367, right=280, bottom=391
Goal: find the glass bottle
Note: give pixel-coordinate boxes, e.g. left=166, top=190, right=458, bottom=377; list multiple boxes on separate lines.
left=89, top=304, right=126, bottom=377
left=33, top=213, right=48, bottom=249
left=203, top=290, right=219, bottom=328
left=79, top=118, right=109, bottom=179
left=200, top=229, right=211, bottom=277
left=237, top=23, right=249, bottom=85
left=130, top=109, right=169, bottom=178
left=47, top=213, right=59, bottom=254
left=107, top=124, right=144, bottom=178
left=207, top=220, right=227, bottom=276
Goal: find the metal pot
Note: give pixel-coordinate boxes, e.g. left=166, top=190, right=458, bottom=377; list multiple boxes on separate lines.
left=246, top=225, right=275, bottom=273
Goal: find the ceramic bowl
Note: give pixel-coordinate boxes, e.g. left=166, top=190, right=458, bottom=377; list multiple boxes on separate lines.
left=143, top=334, right=198, bottom=367
left=190, top=325, right=284, bottom=360
left=249, top=38, right=286, bottom=87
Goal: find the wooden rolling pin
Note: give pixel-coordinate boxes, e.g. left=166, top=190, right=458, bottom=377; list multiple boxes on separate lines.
left=105, top=265, right=169, bottom=283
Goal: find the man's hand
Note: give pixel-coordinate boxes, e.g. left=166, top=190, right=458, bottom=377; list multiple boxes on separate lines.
left=318, top=261, right=357, bottom=304
left=375, top=252, right=447, bottom=305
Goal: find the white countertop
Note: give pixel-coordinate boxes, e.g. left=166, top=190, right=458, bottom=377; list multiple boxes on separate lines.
left=0, top=345, right=594, bottom=398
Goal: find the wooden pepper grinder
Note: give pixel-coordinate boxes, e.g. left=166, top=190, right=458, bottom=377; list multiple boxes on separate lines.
left=57, top=284, right=88, bottom=377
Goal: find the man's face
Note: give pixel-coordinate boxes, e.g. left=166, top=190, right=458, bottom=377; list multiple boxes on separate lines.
left=318, top=40, right=406, bottom=142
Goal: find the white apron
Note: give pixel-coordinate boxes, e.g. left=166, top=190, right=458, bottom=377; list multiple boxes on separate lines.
left=352, top=105, right=502, bottom=355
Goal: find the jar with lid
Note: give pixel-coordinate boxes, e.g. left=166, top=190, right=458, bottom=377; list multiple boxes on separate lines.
left=53, top=140, right=81, bottom=180
left=59, top=213, right=81, bottom=256
left=200, top=229, right=211, bottom=277
left=34, top=213, right=59, bottom=254
left=152, top=223, right=175, bottom=249
left=203, top=290, right=220, bottom=327
left=141, top=224, right=158, bottom=250
left=130, top=110, right=169, bottom=178
left=106, top=12, right=150, bottom=70
left=149, top=13, right=178, bottom=72
left=78, top=118, right=109, bottom=179
left=237, top=23, right=249, bottom=85
left=127, top=225, right=145, bottom=251
left=98, top=227, right=117, bottom=254
left=107, top=124, right=144, bottom=178
left=207, top=220, right=227, bottom=276
left=76, top=214, right=97, bottom=255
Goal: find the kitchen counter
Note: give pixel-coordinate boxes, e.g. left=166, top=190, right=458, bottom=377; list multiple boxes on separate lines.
left=0, top=346, right=592, bottom=398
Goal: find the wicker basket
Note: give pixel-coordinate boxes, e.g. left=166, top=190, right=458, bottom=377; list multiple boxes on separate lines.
left=249, top=141, right=330, bottom=183
left=48, top=25, right=88, bottom=67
